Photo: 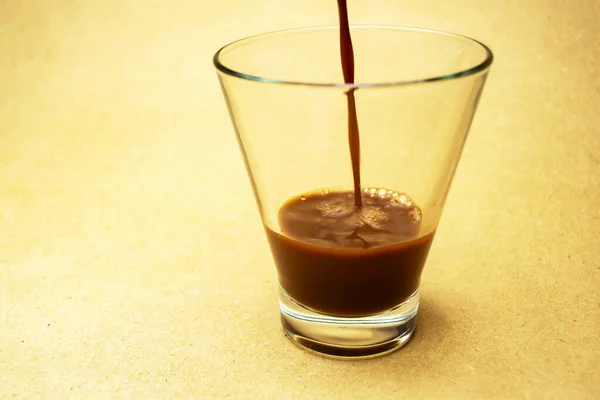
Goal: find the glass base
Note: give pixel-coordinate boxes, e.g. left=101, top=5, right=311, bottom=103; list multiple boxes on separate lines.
left=279, top=287, right=419, bottom=359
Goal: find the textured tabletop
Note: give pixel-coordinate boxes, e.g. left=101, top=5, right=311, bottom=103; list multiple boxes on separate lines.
left=1, top=1, right=599, bottom=398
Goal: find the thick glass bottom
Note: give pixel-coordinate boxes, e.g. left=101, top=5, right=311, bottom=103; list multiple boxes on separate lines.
left=279, top=287, right=419, bottom=359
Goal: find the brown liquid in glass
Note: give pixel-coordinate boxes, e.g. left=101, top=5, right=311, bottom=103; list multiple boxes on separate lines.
left=265, top=0, right=435, bottom=317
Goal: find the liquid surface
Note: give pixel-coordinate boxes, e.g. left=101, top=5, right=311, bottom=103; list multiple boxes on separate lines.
left=279, top=189, right=422, bottom=249
left=266, top=190, right=435, bottom=317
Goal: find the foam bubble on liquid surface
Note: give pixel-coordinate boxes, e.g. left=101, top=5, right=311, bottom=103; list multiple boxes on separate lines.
left=279, top=188, right=422, bottom=249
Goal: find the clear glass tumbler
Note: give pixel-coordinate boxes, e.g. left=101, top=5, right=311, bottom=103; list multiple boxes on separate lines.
left=214, top=26, right=493, bottom=358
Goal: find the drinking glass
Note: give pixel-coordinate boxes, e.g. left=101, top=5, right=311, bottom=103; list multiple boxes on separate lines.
left=214, top=26, right=493, bottom=358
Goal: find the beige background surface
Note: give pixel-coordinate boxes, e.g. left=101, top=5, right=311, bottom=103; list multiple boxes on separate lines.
left=1, top=0, right=599, bottom=398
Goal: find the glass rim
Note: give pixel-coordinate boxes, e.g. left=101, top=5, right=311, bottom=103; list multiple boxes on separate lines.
left=213, top=25, right=494, bottom=89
